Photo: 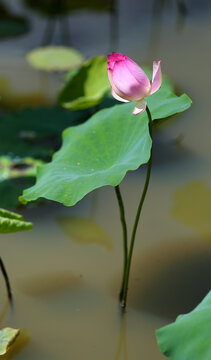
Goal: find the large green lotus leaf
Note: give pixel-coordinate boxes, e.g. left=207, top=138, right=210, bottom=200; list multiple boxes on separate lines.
left=58, top=56, right=110, bottom=110
left=22, top=89, right=191, bottom=206
left=21, top=102, right=152, bottom=206
left=156, top=291, right=211, bottom=360
left=0, top=208, right=33, bottom=233
left=0, top=106, right=88, bottom=160
left=27, top=46, right=84, bottom=72
left=0, top=328, right=20, bottom=355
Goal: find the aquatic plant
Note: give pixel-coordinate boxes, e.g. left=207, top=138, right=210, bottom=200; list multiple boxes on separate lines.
left=21, top=54, right=192, bottom=309
left=107, top=52, right=162, bottom=306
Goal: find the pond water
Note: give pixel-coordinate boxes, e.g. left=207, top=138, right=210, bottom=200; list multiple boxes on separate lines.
left=0, top=1, right=211, bottom=359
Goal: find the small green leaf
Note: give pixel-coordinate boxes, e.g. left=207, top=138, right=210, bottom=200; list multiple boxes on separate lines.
left=58, top=56, right=110, bottom=110
left=0, top=208, right=33, bottom=233
left=57, top=216, right=113, bottom=251
left=156, top=291, right=211, bottom=360
left=27, top=46, right=84, bottom=72
left=21, top=102, right=152, bottom=206
left=0, top=328, right=20, bottom=355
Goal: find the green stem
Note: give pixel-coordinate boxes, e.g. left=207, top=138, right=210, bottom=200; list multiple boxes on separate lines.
left=0, top=257, right=13, bottom=305
left=114, top=185, right=128, bottom=300
left=120, top=106, right=153, bottom=308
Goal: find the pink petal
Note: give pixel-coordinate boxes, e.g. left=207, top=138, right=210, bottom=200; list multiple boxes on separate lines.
left=132, top=99, right=147, bottom=115
left=107, top=67, right=128, bottom=100
left=125, top=57, right=151, bottom=93
left=150, top=60, right=162, bottom=95
left=107, top=53, right=126, bottom=70
left=112, top=61, right=150, bottom=101
left=111, top=87, right=129, bottom=103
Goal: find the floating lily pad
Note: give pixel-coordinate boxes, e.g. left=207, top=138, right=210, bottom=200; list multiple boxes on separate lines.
left=27, top=46, right=84, bottom=72
left=0, top=328, right=20, bottom=355
left=57, top=216, right=113, bottom=251
left=156, top=290, right=211, bottom=360
left=58, top=56, right=110, bottom=110
left=0, top=208, right=33, bottom=233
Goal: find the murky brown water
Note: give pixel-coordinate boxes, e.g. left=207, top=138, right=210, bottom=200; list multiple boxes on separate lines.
left=0, top=2, right=211, bottom=359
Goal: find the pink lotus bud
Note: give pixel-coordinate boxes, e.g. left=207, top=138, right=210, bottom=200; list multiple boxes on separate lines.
left=107, top=52, right=162, bottom=115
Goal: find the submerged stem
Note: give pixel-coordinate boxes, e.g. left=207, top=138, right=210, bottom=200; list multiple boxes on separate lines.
left=120, top=106, right=153, bottom=308
left=0, top=257, right=13, bottom=305
left=114, top=185, right=128, bottom=300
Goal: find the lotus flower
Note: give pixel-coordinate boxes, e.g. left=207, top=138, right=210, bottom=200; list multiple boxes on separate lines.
left=107, top=52, right=162, bottom=115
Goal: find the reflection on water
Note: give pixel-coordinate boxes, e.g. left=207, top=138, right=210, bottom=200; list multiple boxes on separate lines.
left=57, top=216, right=113, bottom=251
left=171, top=180, right=211, bottom=241
left=129, top=241, right=211, bottom=320
left=0, top=299, right=9, bottom=323
left=0, top=77, right=50, bottom=111
left=152, top=130, right=194, bottom=169
left=114, top=315, right=128, bottom=360
left=18, top=271, right=83, bottom=297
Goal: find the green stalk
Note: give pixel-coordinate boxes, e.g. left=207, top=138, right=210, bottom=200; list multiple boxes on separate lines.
left=0, top=257, right=13, bottom=305
left=114, top=185, right=128, bottom=300
left=120, top=106, right=153, bottom=308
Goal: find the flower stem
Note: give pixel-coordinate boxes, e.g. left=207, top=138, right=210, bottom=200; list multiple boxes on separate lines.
left=114, top=185, right=128, bottom=300
left=120, top=106, right=153, bottom=309
left=0, top=257, right=13, bottom=305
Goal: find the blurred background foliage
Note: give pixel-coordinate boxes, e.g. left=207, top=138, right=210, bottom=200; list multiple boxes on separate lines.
left=23, top=0, right=113, bottom=16
left=0, top=1, right=29, bottom=39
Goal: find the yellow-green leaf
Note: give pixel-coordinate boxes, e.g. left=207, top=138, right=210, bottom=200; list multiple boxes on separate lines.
left=27, top=46, right=84, bottom=72
left=0, top=328, right=20, bottom=355
left=0, top=208, right=33, bottom=233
